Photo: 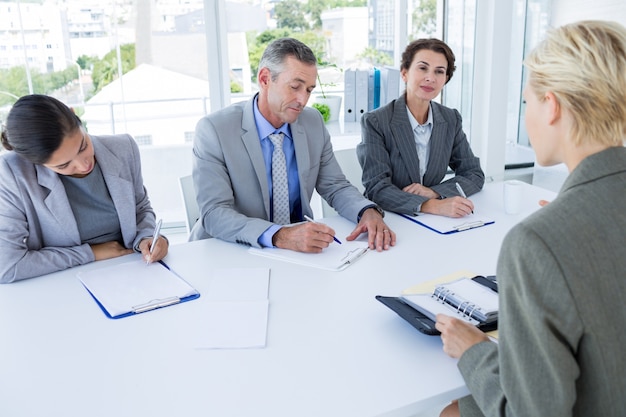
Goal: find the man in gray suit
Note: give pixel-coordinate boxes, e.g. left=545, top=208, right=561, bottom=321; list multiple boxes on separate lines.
left=190, top=38, right=395, bottom=253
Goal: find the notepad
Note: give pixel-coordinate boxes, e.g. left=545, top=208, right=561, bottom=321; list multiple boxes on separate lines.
left=402, top=278, right=498, bottom=325
left=376, top=273, right=499, bottom=335
left=78, top=259, right=200, bottom=319
left=249, top=242, right=368, bottom=271
left=399, top=212, right=494, bottom=234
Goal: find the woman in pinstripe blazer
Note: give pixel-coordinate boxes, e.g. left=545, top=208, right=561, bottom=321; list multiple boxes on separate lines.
left=357, top=39, right=484, bottom=218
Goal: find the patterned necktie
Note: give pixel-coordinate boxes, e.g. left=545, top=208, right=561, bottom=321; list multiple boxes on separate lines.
left=269, top=132, right=290, bottom=225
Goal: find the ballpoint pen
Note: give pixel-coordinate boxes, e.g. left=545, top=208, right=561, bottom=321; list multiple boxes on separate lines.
left=455, top=182, right=474, bottom=213
left=303, top=215, right=342, bottom=244
left=147, top=218, right=162, bottom=264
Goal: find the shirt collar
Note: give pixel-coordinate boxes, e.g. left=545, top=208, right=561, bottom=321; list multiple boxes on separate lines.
left=253, top=95, right=291, bottom=140
left=406, top=103, right=433, bottom=132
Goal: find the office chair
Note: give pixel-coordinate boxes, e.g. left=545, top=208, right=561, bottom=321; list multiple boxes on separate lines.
left=178, top=175, right=200, bottom=235
left=321, top=148, right=365, bottom=217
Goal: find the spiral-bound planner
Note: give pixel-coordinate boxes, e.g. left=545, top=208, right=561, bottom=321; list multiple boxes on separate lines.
left=376, top=275, right=498, bottom=335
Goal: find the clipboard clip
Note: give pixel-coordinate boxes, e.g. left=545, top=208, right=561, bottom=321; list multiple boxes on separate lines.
left=453, top=221, right=484, bottom=232
left=340, top=247, right=369, bottom=265
left=132, top=296, right=181, bottom=314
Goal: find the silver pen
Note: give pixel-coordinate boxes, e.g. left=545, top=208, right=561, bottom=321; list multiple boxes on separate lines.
left=455, top=183, right=473, bottom=213
left=147, top=219, right=162, bottom=265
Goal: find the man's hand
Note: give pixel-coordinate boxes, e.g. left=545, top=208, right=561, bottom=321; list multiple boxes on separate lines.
left=435, top=314, right=490, bottom=358
left=272, top=222, right=336, bottom=252
left=90, top=241, right=134, bottom=261
left=421, top=197, right=474, bottom=218
left=346, top=208, right=396, bottom=251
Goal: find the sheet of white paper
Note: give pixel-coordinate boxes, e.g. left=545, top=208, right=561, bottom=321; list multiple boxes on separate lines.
left=196, top=267, right=270, bottom=349
left=204, top=267, right=270, bottom=301
left=197, top=300, right=269, bottom=349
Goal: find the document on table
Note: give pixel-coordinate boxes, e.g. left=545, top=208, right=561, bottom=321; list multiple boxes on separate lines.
left=249, top=242, right=368, bottom=271
left=196, top=267, right=270, bottom=349
left=77, top=258, right=199, bottom=319
left=399, top=212, right=494, bottom=234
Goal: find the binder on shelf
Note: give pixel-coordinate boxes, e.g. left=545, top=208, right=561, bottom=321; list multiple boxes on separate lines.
left=368, top=67, right=381, bottom=111
left=78, top=258, right=200, bottom=319
left=380, top=67, right=401, bottom=106
left=355, top=69, right=369, bottom=122
left=343, top=69, right=356, bottom=122
left=376, top=271, right=499, bottom=336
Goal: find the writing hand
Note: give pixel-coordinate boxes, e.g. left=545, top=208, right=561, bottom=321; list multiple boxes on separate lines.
left=272, top=222, right=336, bottom=253
left=139, top=236, right=169, bottom=264
left=421, top=197, right=474, bottom=218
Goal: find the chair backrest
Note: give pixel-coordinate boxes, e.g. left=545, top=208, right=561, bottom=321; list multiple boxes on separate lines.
left=322, top=148, right=364, bottom=217
left=178, top=175, right=200, bottom=234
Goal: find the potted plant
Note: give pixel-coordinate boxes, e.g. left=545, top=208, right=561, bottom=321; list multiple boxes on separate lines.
left=312, top=59, right=342, bottom=123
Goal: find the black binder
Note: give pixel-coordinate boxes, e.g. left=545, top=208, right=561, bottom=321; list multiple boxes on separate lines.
left=376, top=275, right=498, bottom=335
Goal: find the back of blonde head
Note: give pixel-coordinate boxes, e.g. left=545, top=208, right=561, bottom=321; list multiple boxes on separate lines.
left=524, top=20, right=626, bottom=147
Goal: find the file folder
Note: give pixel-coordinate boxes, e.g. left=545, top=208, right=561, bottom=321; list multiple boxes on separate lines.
left=344, top=69, right=356, bottom=122
left=368, top=67, right=381, bottom=110
left=355, top=69, right=369, bottom=122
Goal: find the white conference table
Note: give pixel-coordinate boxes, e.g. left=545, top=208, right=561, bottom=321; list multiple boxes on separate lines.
left=0, top=182, right=556, bottom=417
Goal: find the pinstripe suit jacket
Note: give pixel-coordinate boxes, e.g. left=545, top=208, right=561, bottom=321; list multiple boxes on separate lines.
left=356, top=95, right=484, bottom=214
left=0, top=135, right=156, bottom=283
left=457, top=147, right=626, bottom=416
left=189, top=95, right=374, bottom=246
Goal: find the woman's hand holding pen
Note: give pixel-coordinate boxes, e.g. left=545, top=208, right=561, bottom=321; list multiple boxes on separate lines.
left=139, top=235, right=169, bottom=264
left=421, top=197, right=474, bottom=218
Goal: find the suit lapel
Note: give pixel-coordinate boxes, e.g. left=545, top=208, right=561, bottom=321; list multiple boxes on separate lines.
left=290, top=120, right=311, bottom=208
left=241, top=99, right=272, bottom=217
left=93, top=138, right=135, bottom=245
left=422, top=103, right=449, bottom=185
left=36, top=165, right=81, bottom=244
left=390, top=96, right=422, bottom=184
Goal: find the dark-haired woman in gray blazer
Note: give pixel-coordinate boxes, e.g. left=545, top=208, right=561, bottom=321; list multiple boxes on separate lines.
left=0, top=95, right=168, bottom=283
left=357, top=39, right=484, bottom=218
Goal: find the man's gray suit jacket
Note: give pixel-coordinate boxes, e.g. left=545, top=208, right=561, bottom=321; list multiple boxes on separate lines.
left=190, top=96, right=373, bottom=246
left=0, top=135, right=155, bottom=283
left=357, top=95, right=484, bottom=214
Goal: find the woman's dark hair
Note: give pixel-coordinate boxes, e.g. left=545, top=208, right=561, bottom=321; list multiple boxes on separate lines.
left=0, top=94, right=83, bottom=164
left=401, top=38, right=457, bottom=84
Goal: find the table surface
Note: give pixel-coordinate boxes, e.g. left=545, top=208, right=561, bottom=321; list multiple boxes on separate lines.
left=0, top=182, right=556, bottom=417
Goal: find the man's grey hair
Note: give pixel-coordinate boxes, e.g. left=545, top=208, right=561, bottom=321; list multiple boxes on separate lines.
left=258, top=38, right=317, bottom=81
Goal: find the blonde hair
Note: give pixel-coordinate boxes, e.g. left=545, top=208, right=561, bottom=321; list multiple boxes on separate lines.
left=524, top=20, right=626, bottom=147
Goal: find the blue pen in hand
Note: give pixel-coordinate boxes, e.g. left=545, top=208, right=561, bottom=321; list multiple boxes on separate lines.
left=303, top=215, right=342, bottom=244
left=147, top=219, right=162, bottom=265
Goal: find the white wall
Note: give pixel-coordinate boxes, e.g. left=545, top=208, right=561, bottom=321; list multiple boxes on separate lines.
left=551, top=0, right=626, bottom=27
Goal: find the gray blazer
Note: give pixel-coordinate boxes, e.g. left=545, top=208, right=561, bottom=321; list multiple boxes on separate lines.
left=357, top=95, right=484, bottom=214
left=457, top=147, right=626, bottom=416
left=190, top=95, right=373, bottom=246
left=0, top=135, right=155, bottom=283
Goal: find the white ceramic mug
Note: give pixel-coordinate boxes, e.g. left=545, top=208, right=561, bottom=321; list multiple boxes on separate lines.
left=504, top=180, right=524, bottom=214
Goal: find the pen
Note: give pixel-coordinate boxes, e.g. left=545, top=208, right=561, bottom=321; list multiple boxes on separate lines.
left=455, top=182, right=467, bottom=198
left=455, top=182, right=474, bottom=214
left=303, top=215, right=342, bottom=244
left=147, top=219, right=162, bottom=264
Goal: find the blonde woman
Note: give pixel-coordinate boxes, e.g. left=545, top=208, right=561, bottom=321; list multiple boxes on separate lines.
left=436, top=21, right=626, bottom=416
